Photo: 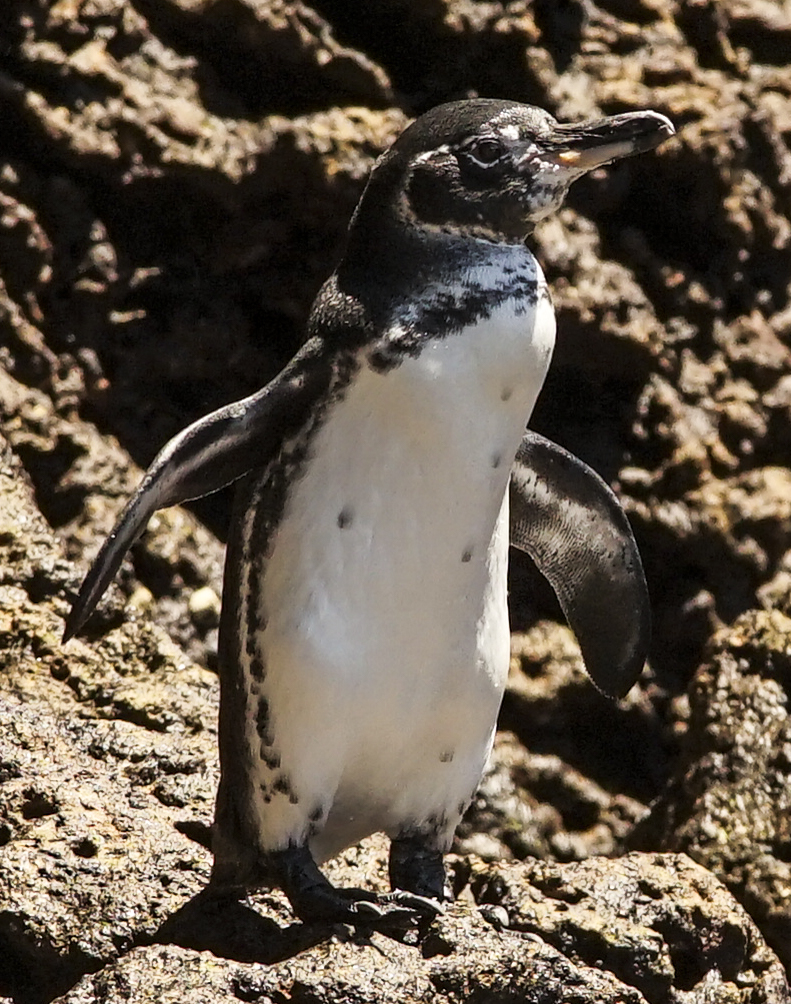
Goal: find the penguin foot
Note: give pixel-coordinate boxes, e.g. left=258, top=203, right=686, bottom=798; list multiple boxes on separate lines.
left=269, top=844, right=444, bottom=928
left=352, top=889, right=444, bottom=920
left=389, top=833, right=449, bottom=900
left=341, top=888, right=443, bottom=929
left=296, top=881, right=443, bottom=928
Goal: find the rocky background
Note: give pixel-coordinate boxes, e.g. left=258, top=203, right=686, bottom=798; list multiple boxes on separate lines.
left=2, top=0, right=791, bottom=1001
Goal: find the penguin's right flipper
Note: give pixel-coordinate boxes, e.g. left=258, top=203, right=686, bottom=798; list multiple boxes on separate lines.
left=63, top=347, right=331, bottom=642
left=509, top=430, right=651, bottom=700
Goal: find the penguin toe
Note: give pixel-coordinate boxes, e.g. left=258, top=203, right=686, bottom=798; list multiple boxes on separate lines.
left=382, top=890, right=445, bottom=916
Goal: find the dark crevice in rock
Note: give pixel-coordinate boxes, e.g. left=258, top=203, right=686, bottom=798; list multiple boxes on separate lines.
left=130, top=0, right=394, bottom=116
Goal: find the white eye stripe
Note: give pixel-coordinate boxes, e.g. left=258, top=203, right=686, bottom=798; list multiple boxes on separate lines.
left=413, top=145, right=451, bottom=164
left=462, top=138, right=507, bottom=166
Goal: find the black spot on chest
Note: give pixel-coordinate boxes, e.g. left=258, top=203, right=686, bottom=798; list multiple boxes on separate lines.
left=337, top=506, right=354, bottom=529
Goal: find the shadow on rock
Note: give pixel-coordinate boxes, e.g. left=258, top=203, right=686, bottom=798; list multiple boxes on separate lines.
left=154, top=887, right=326, bottom=965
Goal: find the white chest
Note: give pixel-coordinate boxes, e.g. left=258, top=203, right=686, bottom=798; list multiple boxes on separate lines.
left=244, top=271, right=556, bottom=859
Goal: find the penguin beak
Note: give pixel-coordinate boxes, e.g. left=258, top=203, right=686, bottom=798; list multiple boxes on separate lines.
left=542, top=110, right=675, bottom=172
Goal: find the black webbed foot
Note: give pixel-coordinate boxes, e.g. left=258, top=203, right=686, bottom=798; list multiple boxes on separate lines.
left=268, top=844, right=442, bottom=928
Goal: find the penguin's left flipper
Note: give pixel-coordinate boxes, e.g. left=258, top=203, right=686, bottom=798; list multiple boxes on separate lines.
left=509, top=430, right=651, bottom=699
left=62, top=350, right=331, bottom=642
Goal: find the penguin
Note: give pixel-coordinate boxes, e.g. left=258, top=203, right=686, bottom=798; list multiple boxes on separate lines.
left=64, top=98, right=671, bottom=925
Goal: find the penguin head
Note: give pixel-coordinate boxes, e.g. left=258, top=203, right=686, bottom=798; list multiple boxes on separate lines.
left=355, top=99, right=674, bottom=245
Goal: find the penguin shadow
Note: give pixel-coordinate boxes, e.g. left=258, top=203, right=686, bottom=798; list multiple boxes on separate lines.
left=153, top=886, right=328, bottom=965
left=154, top=885, right=427, bottom=964
left=154, top=821, right=325, bottom=963
left=155, top=822, right=413, bottom=963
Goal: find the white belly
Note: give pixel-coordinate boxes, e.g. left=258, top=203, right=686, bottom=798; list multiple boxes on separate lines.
left=245, top=286, right=556, bottom=860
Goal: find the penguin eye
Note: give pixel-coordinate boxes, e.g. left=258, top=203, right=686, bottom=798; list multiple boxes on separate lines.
left=465, top=138, right=506, bottom=166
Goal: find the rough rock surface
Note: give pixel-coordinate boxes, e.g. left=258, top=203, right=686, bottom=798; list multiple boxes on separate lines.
left=632, top=609, right=791, bottom=974
left=52, top=852, right=791, bottom=1004
left=2, top=0, right=791, bottom=1000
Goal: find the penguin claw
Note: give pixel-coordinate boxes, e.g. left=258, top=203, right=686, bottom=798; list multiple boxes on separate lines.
left=352, top=900, right=388, bottom=919
left=352, top=899, right=415, bottom=926
left=382, top=890, right=445, bottom=916
left=345, top=890, right=444, bottom=928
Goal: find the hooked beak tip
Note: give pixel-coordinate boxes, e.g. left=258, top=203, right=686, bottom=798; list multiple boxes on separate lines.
left=545, top=111, right=675, bottom=173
